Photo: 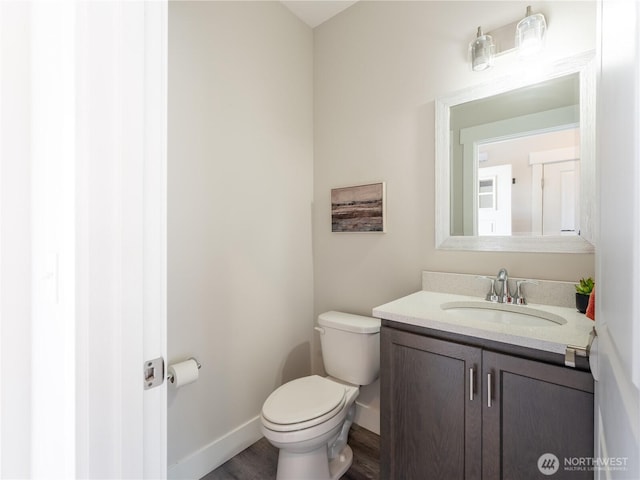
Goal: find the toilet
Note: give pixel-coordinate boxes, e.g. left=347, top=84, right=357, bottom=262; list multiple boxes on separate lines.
left=260, top=311, right=381, bottom=480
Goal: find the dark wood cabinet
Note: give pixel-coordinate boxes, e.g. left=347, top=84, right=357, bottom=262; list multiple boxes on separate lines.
left=381, top=325, right=594, bottom=480
left=380, top=327, right=482, bottom=479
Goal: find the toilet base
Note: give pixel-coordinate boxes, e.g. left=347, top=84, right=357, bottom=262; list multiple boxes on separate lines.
left=329, top=444, right=353, bottom=480
left=275, top=444, right=353, bottom=480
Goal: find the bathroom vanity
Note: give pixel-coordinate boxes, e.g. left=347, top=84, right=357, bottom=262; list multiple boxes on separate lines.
left=374, top=288, right=595, bottom=480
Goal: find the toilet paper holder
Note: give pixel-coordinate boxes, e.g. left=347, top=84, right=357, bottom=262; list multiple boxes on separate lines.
left=167, top=357, right=201, bottom=384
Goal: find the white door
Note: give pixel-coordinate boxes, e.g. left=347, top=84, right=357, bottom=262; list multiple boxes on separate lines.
left=477, top=165, right=512, bottom=235
left=542, top=160, right=580, bottom=235
left=0, top=2, right=167, bottom=478
left=75, top=2, right=169, bottom=477
left=595, top=1, right=640, bottom=478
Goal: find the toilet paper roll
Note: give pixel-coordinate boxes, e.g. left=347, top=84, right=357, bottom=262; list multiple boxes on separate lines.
left=169, top=358, right=199, bottom=388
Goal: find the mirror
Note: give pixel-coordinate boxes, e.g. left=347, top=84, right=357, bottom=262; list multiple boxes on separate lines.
left=435, top=52, right=596, bottom=253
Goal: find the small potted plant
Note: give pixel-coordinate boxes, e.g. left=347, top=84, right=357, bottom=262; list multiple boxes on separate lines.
left=575, top=277, right=594, bottom=313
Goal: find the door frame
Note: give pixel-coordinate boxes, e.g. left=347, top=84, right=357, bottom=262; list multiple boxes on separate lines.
left=595, top=0, right=640, bottom=478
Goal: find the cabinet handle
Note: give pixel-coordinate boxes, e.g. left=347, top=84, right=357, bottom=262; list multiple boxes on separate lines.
left=487, top=373, right=492, bottom=408
left=469, top=367, right=474, bottom=401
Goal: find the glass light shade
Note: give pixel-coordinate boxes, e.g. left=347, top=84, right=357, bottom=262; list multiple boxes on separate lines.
left=470, top=28, right=495, bottom=72
left=516, top=7, right=547, bottom=56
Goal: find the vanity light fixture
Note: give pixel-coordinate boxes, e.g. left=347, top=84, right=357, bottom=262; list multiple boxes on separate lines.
left=470, top=26, right=495, bottom=72
left=469, top=6, right=547, bottom=71
left=515, top=6, right=547, bottom=56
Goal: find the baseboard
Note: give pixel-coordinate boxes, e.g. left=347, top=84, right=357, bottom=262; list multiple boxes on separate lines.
left=353, top=379, right=380, bottom=435
left=168, top=415, right=263, bottom=480
left=354, top=400, right=380, bottom=435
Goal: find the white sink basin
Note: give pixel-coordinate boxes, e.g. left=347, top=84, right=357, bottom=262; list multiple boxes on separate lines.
left=440, top=301, right=567, bottom=327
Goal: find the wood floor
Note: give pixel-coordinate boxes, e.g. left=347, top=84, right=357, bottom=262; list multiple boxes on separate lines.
left=201, top=424, right=380, bottom=480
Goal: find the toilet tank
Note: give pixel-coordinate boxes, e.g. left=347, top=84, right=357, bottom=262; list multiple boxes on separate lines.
left=317, top=311, right=381, bottom=386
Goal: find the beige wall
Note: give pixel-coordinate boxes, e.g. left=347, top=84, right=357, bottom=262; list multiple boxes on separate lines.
left=313, top=1, right=597, bottom=366
left=168, top=1, right=313, bottom=473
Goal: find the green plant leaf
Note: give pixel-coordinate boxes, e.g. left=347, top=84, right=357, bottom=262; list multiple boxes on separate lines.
left=575, top=277, right=594, bottom=294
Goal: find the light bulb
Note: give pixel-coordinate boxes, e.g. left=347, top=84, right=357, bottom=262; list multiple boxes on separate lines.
left=470, top=26, right=495, bottom=72
left=516, top=6, right=547, bottom=56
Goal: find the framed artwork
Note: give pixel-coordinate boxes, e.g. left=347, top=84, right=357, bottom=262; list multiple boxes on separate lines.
left=331, top=182, right=386, bottom=233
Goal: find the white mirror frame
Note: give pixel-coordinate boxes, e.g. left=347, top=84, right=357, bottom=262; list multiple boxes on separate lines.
left=435, top=51, right=596, bottom=253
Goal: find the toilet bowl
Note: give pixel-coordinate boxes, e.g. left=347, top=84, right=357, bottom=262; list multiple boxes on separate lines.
left=261, top=375, right=359, bottom=480
left=260, top=312, right=380, bottom=480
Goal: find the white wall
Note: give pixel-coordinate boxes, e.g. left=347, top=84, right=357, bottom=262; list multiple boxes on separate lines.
left=167, top=2, right=314, bottom=477
left=313, top=0, right=597, bottom=349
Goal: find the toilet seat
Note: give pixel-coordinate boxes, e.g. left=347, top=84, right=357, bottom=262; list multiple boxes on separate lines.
left=262, top=375, right=346, bottom=433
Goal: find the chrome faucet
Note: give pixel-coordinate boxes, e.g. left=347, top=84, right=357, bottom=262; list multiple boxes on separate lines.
left=480, top=269, right=538, bottom=304
left=496, top=268, right=511, bottom=303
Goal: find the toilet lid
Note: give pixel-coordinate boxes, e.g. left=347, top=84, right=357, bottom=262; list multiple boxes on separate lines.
left=262, top=375, right=346, bottom=426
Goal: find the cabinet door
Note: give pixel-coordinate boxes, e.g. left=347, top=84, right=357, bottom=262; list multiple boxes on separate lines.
left=483, top=351, right=594, bottom=480
left=381, top=327, right=482, bottom=480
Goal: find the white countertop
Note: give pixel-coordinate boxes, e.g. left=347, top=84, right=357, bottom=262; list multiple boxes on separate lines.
left=373, top=290, right=595, bottom=355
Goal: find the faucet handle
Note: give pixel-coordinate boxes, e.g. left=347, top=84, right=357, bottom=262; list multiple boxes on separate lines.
left=477, top=275, right=499, bottom=302
left=512, top=279, right=539, bottom=305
